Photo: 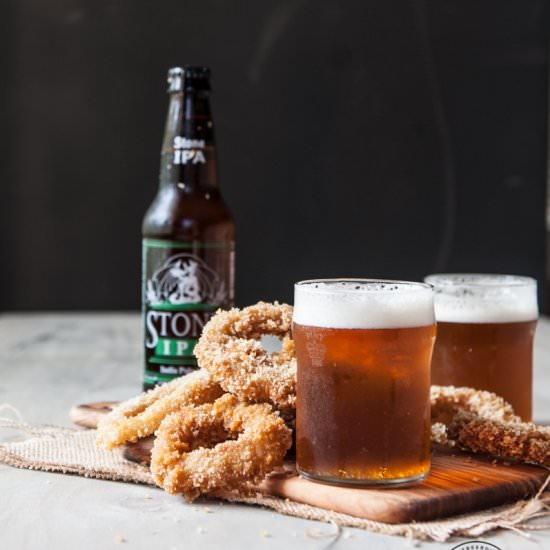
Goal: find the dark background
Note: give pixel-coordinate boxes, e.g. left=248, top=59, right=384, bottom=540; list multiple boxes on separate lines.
left=1, top=0, right=549, bottom=311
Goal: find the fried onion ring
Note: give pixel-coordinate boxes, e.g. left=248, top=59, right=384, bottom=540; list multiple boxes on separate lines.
left=448, top=411, right=550, bottom=466
left=194, top=302, right=296, bottom=410
left=430, top=385, right=521, bottom=427
left=428, top=385, right=550, bottom=465
left=150, top=393, right=292, bottom=501
left=96, top=370, right=223, bottom=450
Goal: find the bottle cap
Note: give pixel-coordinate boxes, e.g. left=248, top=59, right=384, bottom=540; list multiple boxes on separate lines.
left=167, top=66, right=211, bottom=92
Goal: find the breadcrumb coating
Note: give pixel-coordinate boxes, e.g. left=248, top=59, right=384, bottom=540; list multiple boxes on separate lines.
left=98, top=307, right=547, bottom=498
left=448, top=411, right=550, bottom=466
left=151, top=394, right=292, bottom=501
left=194, top=302, right=296, bottom=411
left=96, top=370, right=223, bottom=450
left=430, top=385, right=521, bottom=426
left=430, top=422, right=453, bottom=447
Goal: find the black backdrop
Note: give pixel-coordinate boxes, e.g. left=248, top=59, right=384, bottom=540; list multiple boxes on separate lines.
left=1, top=1, right=548, bottom=311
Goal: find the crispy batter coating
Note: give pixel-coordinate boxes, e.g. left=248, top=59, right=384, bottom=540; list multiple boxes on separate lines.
left=430, top=422, right=453, bottom=447
left=96, top=370, right=223, bottom=450
left=430, top=385, right=521, bottom=426
left=194, top=302, right=296, bottom=411
left=430, top=386, right=550, bottom=465
left=100, top=308, right=548, bottom=496
left=448, top=411, right=550, bottom=466
left=150, top=394, right=292, bottom=501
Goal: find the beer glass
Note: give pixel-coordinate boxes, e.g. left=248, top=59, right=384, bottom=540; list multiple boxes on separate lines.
left=293, top=279, right=435, bottom=486
left=425, top=274, right=538, bottom=421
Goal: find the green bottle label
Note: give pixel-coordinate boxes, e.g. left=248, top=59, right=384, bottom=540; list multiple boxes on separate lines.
left=142, top=239, right=234, bottom=387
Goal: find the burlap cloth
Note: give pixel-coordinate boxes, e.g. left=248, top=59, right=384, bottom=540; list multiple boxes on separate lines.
left=1, top=412, right=549, bottom=543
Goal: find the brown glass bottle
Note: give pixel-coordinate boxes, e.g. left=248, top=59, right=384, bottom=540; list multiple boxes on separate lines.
left=142, top=67, right=235, bottom=390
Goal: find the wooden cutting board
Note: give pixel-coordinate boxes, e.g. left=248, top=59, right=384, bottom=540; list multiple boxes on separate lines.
left=70, top=402, right=549, bottom=524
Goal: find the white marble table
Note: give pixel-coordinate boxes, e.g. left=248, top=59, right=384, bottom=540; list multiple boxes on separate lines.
left=1, top=313, right=549, bottom=550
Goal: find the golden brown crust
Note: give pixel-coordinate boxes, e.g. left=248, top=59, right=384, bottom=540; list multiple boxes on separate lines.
left=430, top=422, right=453, bottom=447
left=447, top=411, right=550, bottom=466
left=150, top=394, right=292, bottom=501
left=97, top=302, right=296, bottom=499
left=96, top=370, right=224, bottom=450
left=430, top=386, right=550, bottom=466
left=430, top=385, right=521, bottom=426
left=101, top=313, right=550, bottom=496
left=194, top=302, right=296, bottom=410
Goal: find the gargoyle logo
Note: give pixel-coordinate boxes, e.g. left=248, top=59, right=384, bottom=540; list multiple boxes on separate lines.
left=146, top=253, right=226, bottom=306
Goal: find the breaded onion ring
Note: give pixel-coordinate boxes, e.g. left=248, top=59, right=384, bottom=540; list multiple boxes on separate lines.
left=151, top=393, right=292, bottom=501
left=430, top=385, right=521, bottom=427
left=428, top=385, right=550, bottom=464
left=194, top=302, right=296, bottom=410
left=448, top=411, right=550, bottom=466
left=96, top=370, right=223, bottom=450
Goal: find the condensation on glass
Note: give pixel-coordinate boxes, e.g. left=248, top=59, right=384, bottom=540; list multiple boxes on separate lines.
left=293, top=279, right=435, bottom=486
left=425, top=274, right=538, bottom=421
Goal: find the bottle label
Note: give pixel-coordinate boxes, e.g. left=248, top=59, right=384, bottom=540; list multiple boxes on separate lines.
left=142, top=239, right=234, bottom=387
left=173, top=136, right=207, bottom=165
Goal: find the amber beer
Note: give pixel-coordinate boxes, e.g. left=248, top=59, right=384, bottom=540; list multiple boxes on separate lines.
left=293, top=280, right=435, bottom=485
left=426, top=274, right=538, bottom=421
left=142, top=67, right=235, bottom=390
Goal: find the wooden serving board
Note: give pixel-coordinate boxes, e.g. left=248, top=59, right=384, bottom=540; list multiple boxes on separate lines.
left=70, top=402, right=549, bottom=524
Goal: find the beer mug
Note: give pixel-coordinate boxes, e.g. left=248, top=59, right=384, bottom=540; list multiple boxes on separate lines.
left=425, top=274, right=538, bottom=421
left=293, top=279, right=435, bottom=485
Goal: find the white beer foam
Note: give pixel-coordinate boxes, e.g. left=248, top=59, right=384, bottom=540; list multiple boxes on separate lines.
left=425, top=274, right=538, bottom=323
left=293, top=280, right=435, bottom=329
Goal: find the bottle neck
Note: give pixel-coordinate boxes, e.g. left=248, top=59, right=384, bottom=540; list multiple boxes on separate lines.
left=159, top=89, right=218, bottom=191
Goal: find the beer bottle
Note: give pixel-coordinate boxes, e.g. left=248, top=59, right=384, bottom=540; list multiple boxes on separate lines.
left=142, top=67, right=235, bottom=390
